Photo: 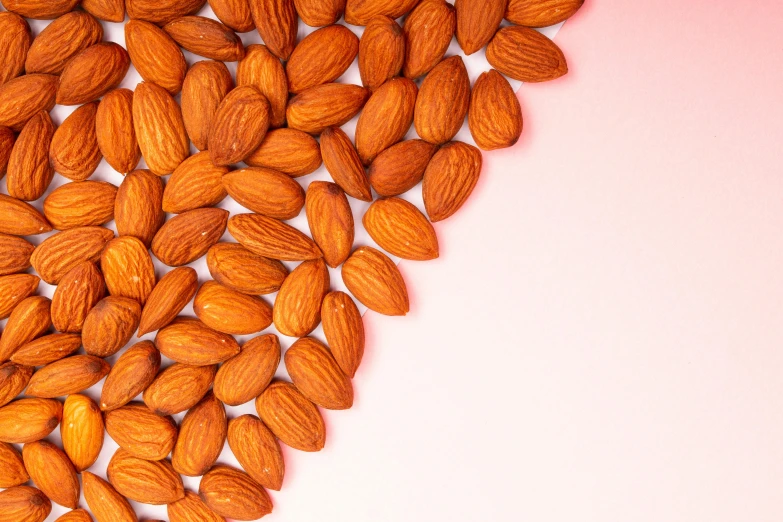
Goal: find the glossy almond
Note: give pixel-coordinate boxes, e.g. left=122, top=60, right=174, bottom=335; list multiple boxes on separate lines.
left=359, top=16, right=404, bottom=90
left=305, top=181, right=354, bottom=267
left=125, top=20, right=187, bottom=95
left=194, top=281, right=273, bottom=335
left=138, top=267, right=198, bottom=336
left=115, top=169, right=164, bottom=246
left=256, top=381, right=325, bottom=452
left=96, top=89, right=142, bottom=174
left=61, top=394, right=103, bottom=472
left=0, top=398, right=62, bottom=444
left=57, top=43, right=131, bottom=105
left=100, top=341, right=160, bottom=411
left=0, top=73, right=57, bottom=131
left=199, top=465, right=272, bottom=520
left=172, top=392, right=226, bottom=476
left=209, top=85, right=270, bottom=166
left=249, top=0, right=297, bottom=60
left=0, top=441, right=28, bottom=487
left=11, top=333, right=81, bottom=366
left=505, top=0, right=583, bottom=27
left=1, top=0, right=78, bottom=18
left=105, top=403, right=178, bottom=461
left=155, top=318, right=240, bottom=366
left=168, top=490, right=224, bottom=522
left=101, top=237, right=156, bottom=305
left=228, top=212, right=322, bottom=261
left=236, top=44, right=287, bottom=127
left=83, top=471, right=137, bottom=522
left=321, top=291, right=365, bottom=377
left=82, top=0, right=125, bottom=22
left=0, top=12, right=30, bottom=86
left=285, top=337, right=353, bottom=409
left=54, top=509, right=95, bottom=522
left=26, top=355, right=110, bottom=398
left=22, top=440, right=79, bottom=508
left=49, top=104, right=103, bottom=181
left=273, top=258, right=329, bottom=337
left=132, top=81, right=189, bottom=175
left=0, top=296, right=51, bottom=362
left=422, top=140, right=482, bottom=221
left=455, top=0, right=505, bottom=55
left=44, top=180, right=117, bottom=229
left=469, top=69, right=523, bottom=150
left=181, top=61, right=233, bottom=151
left=50, top=261, right=105, bottom=333
left=414, top=55, right=470, bottom=145
left=165, top=16, right=245, bottom=61
left=163, top=152, right=229, bottom=213
left=223, top=167, right=305, bottom=219
left=206, top=242, right=288, bottom=295
left=344, top=0, right=419, bottom=25
left=0, top=486, right=51, bottom=522
left=0, top=233, right=33, bottom=276
left=209, top=0, right=254, bottom=32
left=0, top=362, right=32, bottom=408
left=214, top=334, right=280, bottom=406
left=342, top=246, right=409, bottom=315
left=403, top=0, right=455, bottom=79
left=363, top=197, right=439, bottom=260
left=25, top=12, right=102, bottom=75
left=107, top=448, right=185, bottom=504
left=287, top=25, right=359, bottom=93
left=126, top=0, right=207, bottom=24
left=486, top=25, right=568, bottom=82
left=152, top=208, right=229, bottom=266
left=0, top=194, right=51, bottom=236
left=355, top=76, right=417, bottom=165
left=143, top=363, right=217, bottom=416
left=0, top=273, right=39, bottom=319
left=0, top=126, right=14, bottom=175
left=227, top=415, right=284, bottom=490
left=367, top=139, right=436, bottom=196
left=82, top=296, right=142, bottom=357
left=245, top=128, right=322, bottom=177
left=320, top=126, right=372, bottom=201
left=6, top=110, right=55, bottom=201
left=286, top=83, right=369, bottom=134
left=30, top=226, right=114, bottom=284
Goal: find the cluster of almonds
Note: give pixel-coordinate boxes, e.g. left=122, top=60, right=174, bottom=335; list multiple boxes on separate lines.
left=0, top=0, right=583, bottom=520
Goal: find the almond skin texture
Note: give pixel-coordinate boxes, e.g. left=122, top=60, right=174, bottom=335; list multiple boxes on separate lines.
left=256, top=381, right=325, bottom=452
left=422, top=140, right=482, bottom=221
left=228, top=213, right=323, bottom=261
left=0, top=194, right=52, bottom=236
left=50, top=261, right=105, bottom=333
left=0, top=362, right=32, bottom=408
left=227, top=415, right=284, bottom=490
left=321, top=291, right=365, bottom=377
left=0, top=296, right=51, bottom=362
left=320, top=126, right=372, bottom=201
left=107, top=448, right=185, bottom=505
left=469, top=69, right=523, bottom=150
left=359, top=16, right=404, bottom=90
left=143, top=363, right=217, bottom=416
left=287, top=25, right=359, bottom=93
left=22, top=440, right=80, bottom=508
left=273, top=258, right=330, bottom=337
left=0, top=273, right=39, bottom=319
left=96, top=89, right=141, bottom=174
left=0, top=12, right=30, bottom=86
left=165, top=16, right=245, bottom=61
left=209, top=0, right=254, bottom=32
left=54, top=508, right=95, bottom=522
left=125, top=20, right=187, bottom=95
left=30, top=226, right=114, bottom=285
left=82, top=0, right=125, bottom=22
left=295, top=0, right=345, bottom=26
left=306, top=181, right=354, bottom=267
left=172, top=392, right=227, bottom=476
left=82, top=471, right=137, bottom=522
left=101, top=236, right=156, bottom=305
left=25, top=11, right=102, bottom=75
left=208, top=85, right=270, bottom=166
left=11, top=333, right=81, bottom=366
left=363, top=197, right=439, bottom=260
left=214, top=334, right=280, bottom=406
left=82, top=296, right=142, bottom=357
left=223, top=167, right=305, bottom=219
left=1, top=0, right=79, bottom=18
left=414, top=55, right=470, bottom=145
left=155, top=318, right=240, bottom=366
left=181, top=60, right=234, bottom=151
left=342, top=246, right=409, bottom=315
left=0, top=398, right=62, bottom=443
left=44, top=180, right=117, bottom=229
left=152, top=208, right=229, bottom=267
left=105, top=403, right=178, bottom=461
left=100, top=341, right=160, bottom=412
left=25, top=355, right=110, bottom=398
left=168, top=490, right=224, bottom=522
left=455, top=0, right=506, bottom=55
left=115, top=170, right=164, bottom=247
left=194, top=281, right=273, bottom=335
left=61, top=394, right=103, bottom=472
left=0, top=73, right=57, bottom=131
left=126, top=0, right=207, bottom=24
left=132, top=82, right=189, bottom=175
left=345, top=0, right=419, bottom=25
left=505, top=0, right=583, bottom=27
left=286, top=83, right=369, bottom=134
left=246, top=128, right=322, bottom=177
left=138, top=267, right=198, bottom=336
left=249, top=0, right=297, bottom=60
left=285, top=337, right=354, bottom=409
left=0, top=126, right=15, bottom=175
left=57, top=43, right=131, bottom=105
left=355, top=76, right=417, bottom=165
left=0, top=233, right=33, bottom=275
left=237, top=44, right=287, bottom=127
left=206, top=242, right=288, bottom=295
left=367, top=139, right=436, bottom=196
left=49, top=103, right=103, bottom=182
left=6, top=110, right=55, bottom=201
left=0, top=441, right=28, bottom=487
left=163, top=152, right=229, bottom=213
left=199, top=465, right=272, bottom=520
left=403, top=0, right=455, bottom=79
left=486, top=25, right=568, bottom=82
left=0, top=486, right=51, bottom=522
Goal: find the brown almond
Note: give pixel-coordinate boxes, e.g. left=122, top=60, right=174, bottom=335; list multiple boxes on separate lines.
left=414, top=55, right=470, bottom=145
left=0, top=233, right=33, bottom=276
left=0, top=296, right=52, bottom=362
left=168, top=490, right=224, bottom=522
left=486, top=25, right=568, bottom=82
left=506, top=0, right=584, bottom=27
left=227, top=415, right=284, bottom=490
left=209, top=0, right=254, bottom=32
left=11, top=333, right=81, bottom=366
left=0, top=398, right=62, bottom=444
left=115, top=169, right=164, bottom=246
left=165, top=16, right=245, bottom=61
left=0, top=441, right=28, bottom=487
left=125, top=20, right=188, bottom=95
left=0, top=194, right=51, bottom=236
left=25, top=12, right=102, bottom=75
left=105, top=403, right=178, bottom=461
left=199, top=465, right=272, bottom=520
left=305, top=181, right=354, bottom=267
left=206, top=242, right=288, bottom=295
left=223, top=167, right=305, bottom=219
left=163, top=152, right=229, bottom=213
left=155, top=318, right=240, bottom=366
left=57, top=43, right=131, bottom=105
left=320, top=126, right=372, bottom=201
left=82, top=0, right=125, bottom=22
left=138, top=267, right=198, bottom=336
left=54, top=508, right=95, bottom=522
left=82, top=296, right=142, bottom=357
left=256, top=381, right=325, bottom=452
left=285, top=337, right=353, bottom=409
left=236, top=44, right=287, bottom=127
left=143, top=363, right=216, bottom=416
left=273, top=258, right=329, bottom=337
left=25, top=355, right=110, bottom=398
left=363, top=197, right=439, bottom=260
left=228, top=212, right=322, bottom=261
left=249, top=0, right=297, bottom=60
left=342, top=246, right=409, bottom=315
left=22, top=440, right=79, bottom=508
left=101, top=236, right=156, bottom=305
left=194, top=281, right=273, bottom=335
left=6, top=110, right=55, bottom=201
left=151, top=208, right=229, bottom=267
left=96, top=89, right=142, bottom=174
left=455, top=0, right=505, bottom=55
left=50, top=261, right=105, bottom=333
left=1, top=0, right=79, bottom=18
left=0, top=362, right=32, bottom=408
left=403, top=0, right=455, bottom=79
left=0, top=125, right=14, bottom=175
left=126, top=0, right=207, bottom=24
left=214, top=334, right=280, bottom=406
left=344, top=0, right=419, bottom=25
left=422, top=140, right=482, bottom=221
left=294, top=0, right=344, bottom=26
left=245, top=128, right=322, bottom=177
left=287, top=25, right=359, bottom=93
left=100, top=341, right=160, bottom=412
left=469, top=69, right=523, bottom=150
left=44, top=180, right=117, bottom=229
left=83, top=471, right=137, bottom=522
left=367, top=139, right=436, bottom=196
left=181, top=60, right=234, bottom=151
left=107, top=448, right=185, bottom=504
left=286, top=83, right=369, bottom=135
left=359, top=16, right=404, bottom=90
left=30, top=226, right=114, bottom=284
left=172, top=392, right=226, bottom=476
left=49, top=103, right=103, bottom=181
left=0, top=273, right=39, bottom=319
left=133, top=81, right=189, bottom=175
left=0, top=486, right=51, bottom=522
left=355, top=76, right=417, bottom=165
left=0, top=12, right=31, bottom=86
left=61, top=395, right=103, bottom=471
left=321, top=291, right=365, bottom=377
left=209, top=85, right=270, bottom=166
left=0, top=73, right=57, bottom=131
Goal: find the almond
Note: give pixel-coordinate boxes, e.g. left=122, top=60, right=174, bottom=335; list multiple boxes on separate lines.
left=50, top=261, right=104, bottom=333
left=455, top=0, right=505, bottom=55
left=172, top=391, right=226, bottom=476
left=1, top=0, right=79, bottom=18
left=320, top=126, right=372, bottom=201
left=355, top=76, right=417, bottom=165
left=285, top=337, right=353, bottom=409
left=101, top=236, right=156, bottom=305
left=359, top=16, right=404, bottom=90
left=100, top=341, right=160, bottom=412
left=6, top=110, right=55, bottom=201
left=151, top=208, right=229, bottom=266
left=305, top=181, right=354, bottom=267
left=133, top=81, right=189, bottom=175
left=414, top=55, right=470, bottom=144
left=138, top=267, right=198, bottom=336
left=222, top=167, right=305, bottom=219
left=363, top=197, right=439, bottom=260
left=25, top=11, right=102, bottom=75
left=469, top=69, right=523, bottom=150
left=0, top=273, right=39, bottom=319
left=165, top=16, right=245, bottom=61
left=256, top=381, right=325, bottom=452
left=155, top=318, right=240, bottom=366
left=0, top=398, right=62, bottom=443
left=0, top=486, right=51, bottom=522
left=321, top=291, right=365, bottom=377
left=227, top=415, right=284, bottom=490
left=209, top=0, right=254, bottom=32
left=168, top=490, right=224, bottom=522
left=199, top=465, right=272, bottom=520
left=206, top=242, right=288, bottom=295
left=486, top=25, right=568, bottom=82
left=0, top=296, right=51, bottom=362
left=22, top=440, right=79, bottom=508
left=125, top=20, right=188, bottom=95
left=0, top=194, right=51, bottom=236
left=245, top=128, right=323, bottom=177
left=236, top=44, right=287, bottom=127
left=163, top=152, right=229, bottom=213
left=249, top=0, right=297, bottom=60
left=367, top=139, right=436, bottom=196
left=115, top=169, right=164, bottom=246
left=286, top=83, right=369, bottom=134
left=107, top=448, right=185, bottom=504
left=44, top=180, right=117, bottom=229
left=105, top=403, right=178, bottom=461
left=61, top=394, right=103, bottom=472
left=181, top=60, right=234, bottom=151
left=344, top=0, right=419, bottom=25
left=273, top=258, right=329, bottom=337
left=194, top=281, right=273, bottom=335
left=342, top=246, right=409, bottom=315
left=143, top=363, right=217, bottom=416
left=126, top=0, right=207, bottom=23
left=422, top=140, right=482, bottom=221
left=0, top=12, right=31, bottom=86
left=25, top=355, right=110, bottom=398
left=11, top=333, right=81, bottom=366
left=213, top=334, right=280, bottom=406
left=0, top=441, right=28, bottom=487
left=96, top=88, right=142, bottom=174
left=402, top=0, right=455, bottom=79
left=83, top=471, right=137, bottom=522
left=49, top=103, right=103, bottom=181
left=228, top=212, right=323, bottom=261
left=0, top=125, right=14, bottom=175
left=57, top=43, right=131, bottom=105
left=82, top=296, right=142, bottom=357
left=81, top=0, right=125, bottom=22
left=209, top=85, right=270, bottom=166
left=30, top=226, right=114, bottom=285
left=0, top=362, right=32, bottom=408
left=54, top=509, right=95, bottom=522
left=0, top=73, right=57, bottom=131
left=287, top=24, right=359, bottom=93
left=505, top=0, right=584, bottom=27
left=0, top=233, right=33, bottom=276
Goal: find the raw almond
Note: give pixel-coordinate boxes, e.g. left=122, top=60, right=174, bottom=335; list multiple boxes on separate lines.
left=61, top=394, right=103, bottom=471
left=256, top=381, right=325, bottom=452
left=172, top=392, right=226, bottom=476
left=25, top=11, right=102, bottom=75
left=422, top=140, right=482, bottom=221
left=295, top=0, right=345, bottom=26
left=0, top=441, right=28, bottom=487
left=25, top=355, right=110, bottom=398
left=208, top=85, right=270, bottom=166
left=0, top=194, right=52, bottom=236
left=223, top=167, right=305, bottom=219
left=363, top=197, right=439, bottom=260
left=0, top=126, right=14, bottom=175
left=355, top=76, right=417, bottom=165
left=285, top=337, right=353, bottom=409
left=469, top=69, right=523, bottom=150
left=0, top=73, right=57, bottom=131
left=0, top=398, right=62, bottom=443
left=209, top=0, right=254, bottom=32
left=138, top=267, right=198, bottom=336
left=101, top=236, right=156, bottom=305
left=151, top=208, right=229, bottom=266
left=49, top=103, right=103, bottom=181
left=114, top=169, right=164, bottom=246
left=206, top=242, right=288, bottom=295
left=0, top=486, right=51, bottom=522
left=107, top=448, right=185, bottom=504
left=505, top=0, right=584, bottom=27
left=155, top=318, right=240, bottom=366
left=0, top=362, right=32, bottom=408
left=286, top=83, right=369, bottom=134
left=0, top=296, right=52, bottom=362
left=273, top=258, right=329, bottom=337
left=132, top=81, right=189, bottom=175
left=163, top=151, right=229, bottom=213
left=342, top=246, right=409, bottom=315
left=82, top=0, right=125, bottom=22
left=0, top=273, right=39, bottom=319
left=30, top=226, right=114, bottom=284
left=199, top=465, right=272, bottom=520
left=287, top=24, right=359, bottom=93
left=100, top=341, right=160, bottom=411
left=236, top=44, right=287, bottom=127
left=125, top=20, right=188, bottom=95
left=414, top=55, right=470, bottom=145
left=1, top=0, right=78, bottom=18
left=194, top=281, right=273, bottom=335
left=53, top=508, right=95, bottom=522
left=143, top=363, right=217, bottom=416
left=402, top=0, right=455, bottom=79
left=0, top=12, right=31, bottom=86
left=320, top=126, right=372, bottom=201
left=359, top=16, right=404, bottom=90
left=105, top=403, right=178, bottom=461
left=57, top=43, right=131, bottom=105
left=249, top=0, right=297, bottom=60
left=227, top=414, right=284, bottom=490
left=305, top=181, right=354, bottom=267
left=486, top=25, right=568, bottom=82
left=213, top=334, right=280, bottom=406
left=6, top=110, right=55, bottom=201
left=22, top=440, right=79, bottom=508
left=367, top=139, right=436, bottom=196
left=126, top=0, right=207, bottom=23
left=181, top=60, right=234, bottom=151
left=43, top=180, right=117, bottom=229
left=82, top=296, right=142, bottom=357
left=96, top=88, right=142, bottom=174
left=11, top=333, right=81, bottom=366
left=50, top=261, right=105, bottom=333
left=82, top=471, right=137, bottom=522
left=246, top=127, right=322, bottom=176
left=0, top=233, right=33, bottom=275
left=228, top=212, right=323, bottom=261
left=455, top=0, right=505, bottom=55
left=164, top=16, right=245, bottom=61
left=321, top=290, right=365, bottom=377
left=168, top=490, right=224, bottom=522
left=344, top=0, right=419, bottom=25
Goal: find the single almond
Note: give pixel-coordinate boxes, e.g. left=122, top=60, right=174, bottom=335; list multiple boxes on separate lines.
left=355, top=76, right=417, bottom=165
left=0, top=233, right=33, bottom=276
left=138, top=267, right=198, bottom=336
left=132, top=81, right=189, bottom=175
left=0, top=296, right=52, bottom=362
left=100, top=341, right=161, bottom=412
left=402, top=0, right=455, bottom=79
left=0, top=398, right=62, bottom=444
left=0, top=12, right=31, bottom=86
left=321, top=290, right=365, bottom=377
left=172, top=391, right=227, bottom=476
left=25, top=11, right=102, bottom=75
left=294, top=0, right=344, bottom=26
left=469, top=69, right=523, bottom=150
left=0, top=73, right=57, bottom=131
left=22, top=440, right=80, bottom=508
left=194, top=281, right=273, bottom=335
left=168, top=490, right=225, bottom=522
left=0, top=126, right=14, bottom=175
left=25, top=355, right=110, bottom=398
left=143, top=363, right=217, bottom=416
left=213, top=334, right=280, bottom=406
left=256, top=381, right=325, bottom=452
left=1, top=0, right=79, bottom=18
left=344, top=0, right=419, bottom=25
left=0, top=362, right=32, bottom=408
left=105, top=403, right=178, bottom=461
left=249, top=0, right=297, bottom=60
left=43, top=180, right=117, bottom=229
left=83, top=471, right=137, bottom=522
left=126, top=0, right=207, bottom=24
left=273, top=258, right=330, bottom=337
left=209, top=85, right=270, bottom=166
left=101, top=236, right=156, bottom=305
left=199, top=465, right=273, bottom=520
left=359, top=16, right=404, bottom=90
left=0, top=441, right=28, bottom=488
left=367, top=139, right=437, bottom=196
left=320, top=126, right=372, bottom=201
left=286, top=83, right=369, bottom=135
left=96, top=88, right=142, bottom=174
left=342, top=246, right=409, bottom=315
left=163, top=151, right=229, bottom=213
left=209, top=0, right=254, bottom=32
left=227, top=414, right=285, bottom=490
left=81, top=0, right=126, bottom=22
left=363, top=197, right=439, bottom=260
left=125, top=20, right=188, bottom=95
left=228, top=212, right=323, bottom=261
left=115, top=169, right=165, bottom=246
left=0, top=486, right=52, bottom=522
left=422, top=140, right=482, bottom=221
left=82, top=296, right=142, bottom=357
left=287, top=24, right=359, bottom=93
left=107, top=448, right=185, bottom=505
left=155, top=317, right=240, bottom=366
left=505, top=0, right=584, bottom=27
left=151, top=208, right=229, bottom=267
left=245, top=128, right=322, bottom=177
left=11, top=333, right=81, bottom=366
left=223, top=167, right=305, bottom=219
left=237, top=44, right=287, bottom=127
left=164, top=16, right=245, bottom=61
left=61, top=394, right=104, bottom=472
left=57, top=43, right=131, bottom=105
left=486, top=25, right=568, bottom=82
left=181, top=60, right=234, bottom=151
left=206, top=242, right=288, bottom=295
left=6, top=110, right=55, bottom=201
left=0, top=194, right=52, bottom=236
left=285, top=337, right=354, bottom=409
left=414, top=55, right=470, bottom=145
left=53, top=508, right=95, bottom=522
left=455, top=0, right=505, bottom=55
left=0, top=273, right=40, bottom=319
left=30, top=226, right=114, bottom=284
left=305, top=181, right=354, bottom=267
left=50, top=260, right=105, bottom=333
left=49, top=103, right=103, bottom=182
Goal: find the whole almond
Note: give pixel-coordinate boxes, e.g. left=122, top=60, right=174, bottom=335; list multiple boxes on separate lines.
left=133, top=81, right=189, bottom=175
left=6, top=110, right=55, bottom=201
left=105, top=403, right=178, bottom=461
left=168, top=490, right=224, bottom=522
left=82, top=0, right=125, bottom=22
left=100, top=341, right=161, bottom=411
left=82, top=296, right=142, bottom=357
left=296, top=0, right=345, bottom=26
left=155, top=318, right=240, bottom=366
left=11, top=333, right=81, bottom=366
left=321, top=290, right=365, bottom=377
left=305, top=181, right=354, bottom=267
left=143, top=363, right=217, bottom=416
left=256, top=381, right=325, bottom=452
left=107, top=448, right=185, bottom=504
left=0, top=296, right=52, bottom=362
left=209, top=85, right=270, bottom=166
left=227, top=415, right=284, bottom=490
left=0, top=126, right=14, bottom=175
left=0, top=12, right=31, bottom=86
left=469, top=69, right=523, bottom=150
left=363, top=197, right=439, bottom=260
left=285, top=337, right=353, bottom=409
left=206, top=242, right=288, bottom=295
left=22, top=440, right=79, bottom=508
left=0, top=73, right=57, bottom=131
left=96, top=89, right=142, bottom=174
left=83, top=471, right=137, bottom=522
left=54, top=509, right=95, bottom=522
left=0, top=233, right=33, bottom=276
left=30, top=226, right=114, bottom=284
left=422, top=140, right=482, bottom=221
left=367, top=139, right=436, bottom=196
left=223, top=167, right=305, bottom=219
left=286, top=83, right=369, bottom=134
left=355, top=76, right=417, bottom=165
left=57, top=43, right=131, bottom=105
left=228, top=212, right=323, bottom=261
left=115, top=169, right=164, bottom=246
left=273, top=258, right=330, bottom=337
left=0, top=362, right=32, bottom=408
left=505, top=0, right=583, bottom=27
left=0, top=273, right=39, bottom=319
left=0, top=398, right=62, bottom=444
left=320, top=126, right=372, bottom=201
left=181, top=60, right=234, bottom=150
left=249, top=0, right=297, bottom=60
left=138, top=267, right=198, bottom=336
left=163, top=152, right=229, bottom=213
left=455, top=0, right=505, bottom=55
left=25, top=12, right=102, bottom=75
left=126, top=0, right=207, bottom=24
left=194, top=281, right=273, bottom=335
left=25, top=355, right=110, bottom=398
left=0, top=194, right=51, bottom=236
left=199, top=465, right=272, bottom=520
left=125, top=20, right=188, bottom=95
left=287, top=25, right=359, bottom=93
left=165, top=16, right=245, bottom=61
left=61, top=394, right=103, bottom=471
left=50, top=261, right=105, bottom=333
left=44, top=180, right=117, bottom=229
left=486, top=25, right=568, bottom=82
left=402, top=0, right=455, bottom=79
left=49, top=103, right=103, bottom=181
left=0, top=441, right=28, bottom=487
left=1, top=0, right=79, bottom=18
left=359, top=16, right=404, bottom=90
left=151, top=208, right=229, bottom=266
left=101, top=236, right=156, bottom=305
left=246, top=128, right=322, bottom=176
left=237, top=44, right=287, bottom=127
left=0, top=486, right=51, bottom=522
left=209, top=0, right=254, bottom=32
left=214, top=334, right=280, bottom=406
left=172, top=392, right=226, bottom=476
left=344, top=0, right=419, bottom=25
left=414, top=55, right=470, bottom=145
left=342, top=246, right=409, bottom=315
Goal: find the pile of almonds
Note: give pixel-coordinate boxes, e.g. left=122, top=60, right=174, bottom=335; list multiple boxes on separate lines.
left=0, top=0, right=583, bottom=520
